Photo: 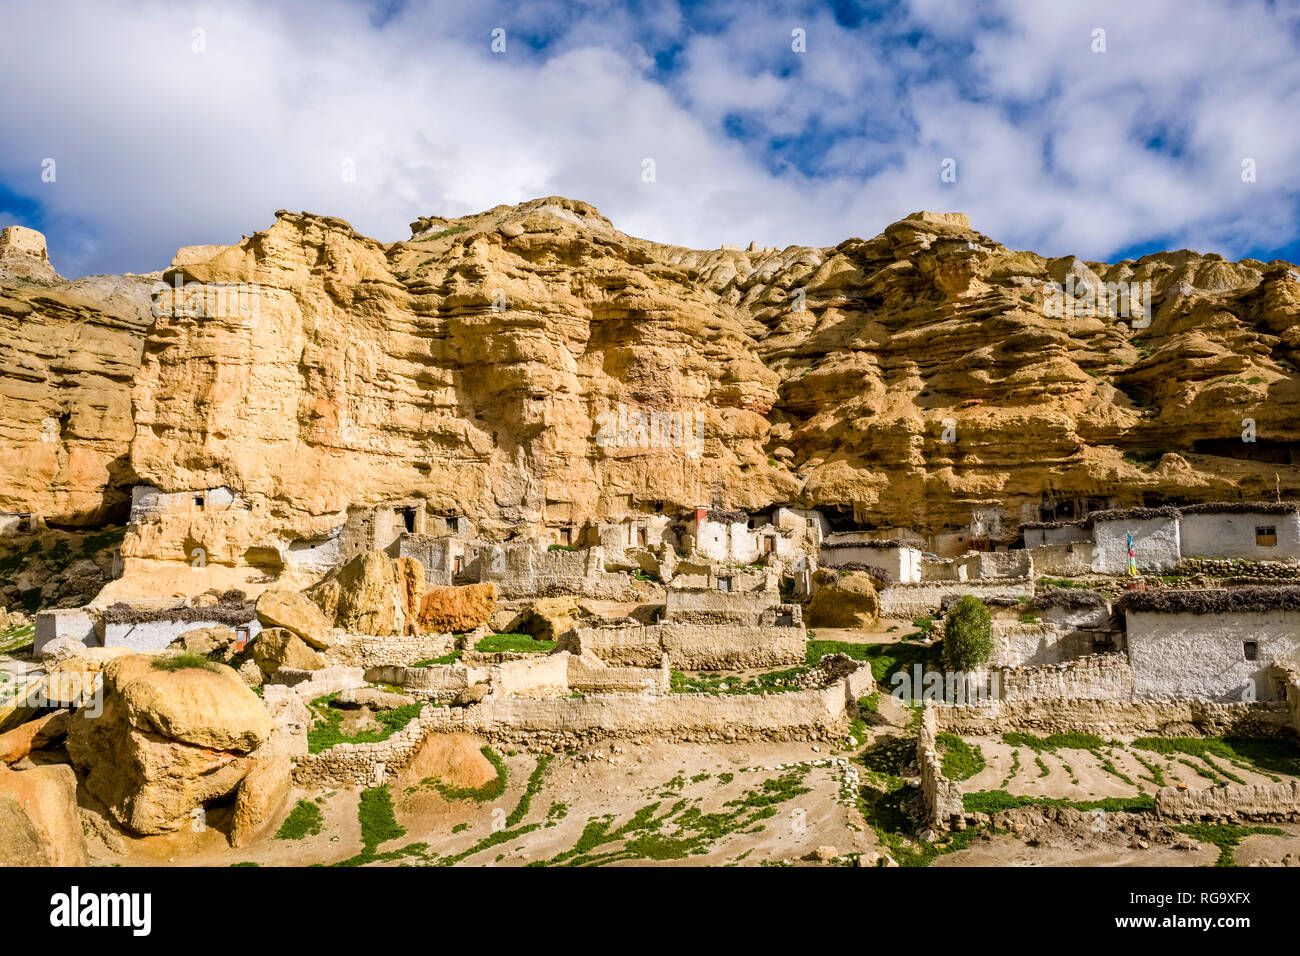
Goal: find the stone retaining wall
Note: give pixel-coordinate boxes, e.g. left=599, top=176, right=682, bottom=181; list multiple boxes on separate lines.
left=1154, top=780, right=1300, bottom=823
left=932, top=697, right=1291, bottom=737
left=326, top=632, right=456, bottom=668
left=917, top=706, right=965, bottom=832
left=569, top=622, right=806, bottom=670
left=290, top=665, right=875, bottom=787
left=997, top=653, right=1134, bottom=702
left=879, top=581, right=1034, bottom=620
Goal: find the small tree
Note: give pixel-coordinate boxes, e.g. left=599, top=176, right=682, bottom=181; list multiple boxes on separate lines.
left=943, top=595, right=992, bottom=671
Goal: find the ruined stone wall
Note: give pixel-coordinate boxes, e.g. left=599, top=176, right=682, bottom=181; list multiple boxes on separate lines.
left=879, top=581, right=1034, bottom=620
left=490, top=653, right=570, bottom=699
left=1026, top=543, right=1094, bottom=576
left=1154, top=780, right=1300, bottom=823
left=325, top=632, right=456, bottom=668
left=290, top=665, right=874, bottom=786
left=997, top=653, right=1134, bottom=702
left=570, top=622, right=806, bottom=670
left=932, top=697, right=1290, bottom=737
left=663, top=588, right=780, bottom=625
left=566, top=656, right=669, bottom=695
left=917, top=706, right=965, bottom=832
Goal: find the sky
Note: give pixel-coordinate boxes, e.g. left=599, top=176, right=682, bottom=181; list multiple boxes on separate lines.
left=2, top=0, right=1299, bottom=277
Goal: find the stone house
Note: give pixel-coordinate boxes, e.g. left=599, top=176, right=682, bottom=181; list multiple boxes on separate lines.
left=819, top=535, right=923, bottom=584
left=1122, top=587, right=1300, bottom=702
left=1086, top=506, right=1181, bottom=574
left=1177, top=502, right=1300, bottom=562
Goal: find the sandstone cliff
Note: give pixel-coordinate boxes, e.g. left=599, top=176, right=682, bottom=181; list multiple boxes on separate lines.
left=3, top=200, right=1298, bottom=599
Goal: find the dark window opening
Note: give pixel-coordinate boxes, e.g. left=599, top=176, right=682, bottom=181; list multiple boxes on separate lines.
left=1244, top=641, right=1258, bottom=662
left=448, top=516, right=460, bottom=533
left=401, top=507, right=416, bottom=533
left=560, top=527, right=572, bottom=546
left=1256, top=526, right=1277, bottom=547
left=193, top=494, right=204, bottom=509
left=717, top=576, right=732, bottom=592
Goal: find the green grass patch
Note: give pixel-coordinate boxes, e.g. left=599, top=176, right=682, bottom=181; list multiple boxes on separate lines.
left=306, top=693, right=423, bottom=754
left=962, top=790, right=1155, bottom=815
left=1132, top=736, right=1300, bottom=778
left=936, top=733, right=986, bottom=781
left=474, top=633, right=555, bottom=654
left=275, top=799, right=324, bottom=840
left=411, top=650, right=461, bottom=667
left=1175, top=823, right=1284, bottom=867
left=152, top=652, right=218, bottom=672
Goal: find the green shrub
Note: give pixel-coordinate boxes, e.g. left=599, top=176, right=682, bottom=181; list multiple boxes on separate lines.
left=942, top=596, right=992, bottom=671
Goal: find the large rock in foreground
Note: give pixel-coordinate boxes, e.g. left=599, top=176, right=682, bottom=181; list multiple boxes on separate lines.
left=66, top=654, right=272, bottom=835
left=0, top=763, right=89, bottom=866
left=255, top=589, right=333, bottom=649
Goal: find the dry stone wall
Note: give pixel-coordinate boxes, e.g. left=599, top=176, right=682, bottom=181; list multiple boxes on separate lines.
left=569, top=622, right=806, bottom=670
left=1155, top=780, right=1300, bottom=823
left=933, top=697, right=1290, bottom=737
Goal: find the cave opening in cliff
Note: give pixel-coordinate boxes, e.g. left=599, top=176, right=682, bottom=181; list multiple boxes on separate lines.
left=1192, top=437, right=1300, bottom=464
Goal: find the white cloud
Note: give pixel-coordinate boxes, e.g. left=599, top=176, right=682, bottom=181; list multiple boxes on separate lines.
left=0, top=0, right=1296, bottom=277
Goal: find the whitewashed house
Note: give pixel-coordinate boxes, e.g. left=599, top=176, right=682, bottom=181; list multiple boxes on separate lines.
left=1086, top=506, right=1181, bottom=574
left=819, top=534, right=923, bottom=584
left=1177, top=502, right=1300, bottom=562
left=1123, top=587, right=1300, bottom=702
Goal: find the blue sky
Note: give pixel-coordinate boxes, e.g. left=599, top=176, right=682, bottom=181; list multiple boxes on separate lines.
left=2, top=0, right=1299, bottom=277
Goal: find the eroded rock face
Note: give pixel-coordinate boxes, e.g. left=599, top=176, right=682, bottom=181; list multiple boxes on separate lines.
left=4, top=200, right=1299, bottom=593
left=65, top=654, right=271, bottom=835
left=307, top=550, right=401, bottom=636
left=417, top=582, right=498, bottom=634
left=0, top=227, right=157, bottom=525
left=0, top=763, right=89, bottom=866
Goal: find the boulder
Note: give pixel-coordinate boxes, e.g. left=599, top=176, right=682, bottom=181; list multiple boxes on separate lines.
left=255, top=589, right=332, bottom=649
left=399, top=732, right=498, bottom=790
left=228, top=748, right=293, bottom=848
left=393, top=557, right=425, bottom=635
left=0, top=764, right=88, bottom=866
left=517, top=596, right=590, bottom=642
left=37, top=635, right=90, bottom=663
left=307, top=550, right=400, bottom=636
left=112, top=655, right=272, bottom=751
left=0, top=710, right=70, bottom=765
left=806, top=570, right=879, bottom=628
left=253, top=628, right=324, bottom=677
left=453, top=685, right=490, bottom=707
left=337, top=687, right=416, bottom=711
left=168, top=625, right=240, bottom=663
left=65, top=653, right=272, bottom=835
left=417, top=582, right=499, bottom=634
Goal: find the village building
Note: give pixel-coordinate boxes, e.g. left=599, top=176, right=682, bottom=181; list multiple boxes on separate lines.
left=1177, top=501, right=1300, bottom=561
left=1085, top=506, right=1181, bottom=574
left=819, top=535, right=922, bottom=584
left=1122, top=587, right=1300, bottom=702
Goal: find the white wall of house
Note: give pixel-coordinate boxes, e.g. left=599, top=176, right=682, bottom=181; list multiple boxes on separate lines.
left=101, top=617, right=262, bottom=653
left=820, top=540, right=922, bottom=583
left=692, top=517, right=790, bottom=564
left=34, top=609, right=98, bottom=655
left=1126, top=609, right=1300, bottom=701
left=1180, top=512, right=1300, bottom=561
left=1092, top=517, right=1180, bottom=574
